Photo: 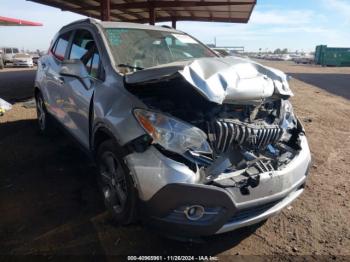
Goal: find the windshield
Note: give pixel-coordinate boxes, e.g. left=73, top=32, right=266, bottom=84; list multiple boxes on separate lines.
left=104, top=28, right=216, bottom=72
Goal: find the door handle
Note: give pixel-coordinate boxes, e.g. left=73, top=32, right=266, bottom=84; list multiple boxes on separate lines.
left=53, top=75, right=65, bottom=85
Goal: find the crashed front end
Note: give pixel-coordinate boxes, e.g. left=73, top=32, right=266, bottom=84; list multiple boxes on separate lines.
left=124, top=57, right=311, bottom=237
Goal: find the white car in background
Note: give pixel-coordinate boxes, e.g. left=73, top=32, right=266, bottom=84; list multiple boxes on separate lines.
left=280, top=54, right=292, bottom=61
left=1, top=47, right=20, bottom=65
left=13, top=53, right=34, bottom=67
left=294, top=54, right=314, bottom=64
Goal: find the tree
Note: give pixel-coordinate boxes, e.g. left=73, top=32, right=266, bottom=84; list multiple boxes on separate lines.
left=274, top=48, right=282, bottom=54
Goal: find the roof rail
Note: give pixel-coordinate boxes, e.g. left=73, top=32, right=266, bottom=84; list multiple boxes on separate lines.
left=161, top=25, right=173, bottom=29
left=60, top=18, right=98, bottom=31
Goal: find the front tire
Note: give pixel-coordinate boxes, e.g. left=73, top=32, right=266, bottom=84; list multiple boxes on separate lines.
left=97, top=140, right=137, bottom=225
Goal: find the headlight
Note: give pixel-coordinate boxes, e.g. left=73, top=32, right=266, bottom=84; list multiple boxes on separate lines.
left=134, top=109, right=212, bottom=154
left=280, top=100, right=297, bottom=140
left=281, top=100, right=296, bottom=125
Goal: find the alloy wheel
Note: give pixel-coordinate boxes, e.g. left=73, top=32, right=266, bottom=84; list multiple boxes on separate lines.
left=36, top=96, right=46, bottom=131
left=99, top=151, right=128, bottom=214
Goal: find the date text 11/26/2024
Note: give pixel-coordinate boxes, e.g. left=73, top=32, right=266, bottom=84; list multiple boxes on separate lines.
left=127, top=256, right=219, bottom=261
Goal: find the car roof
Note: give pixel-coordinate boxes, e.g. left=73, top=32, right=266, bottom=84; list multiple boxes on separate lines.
left=61, top=18, right=182, bottom=34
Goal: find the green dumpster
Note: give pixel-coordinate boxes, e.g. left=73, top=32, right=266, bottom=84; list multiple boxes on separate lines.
left=315, top=45, right=350, bottom=67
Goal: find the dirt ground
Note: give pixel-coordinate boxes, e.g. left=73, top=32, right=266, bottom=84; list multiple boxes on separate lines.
left=0, top=61, right=349, bottom=260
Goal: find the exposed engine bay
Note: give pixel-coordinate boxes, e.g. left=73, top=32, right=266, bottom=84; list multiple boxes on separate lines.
left=127, top=78, right=304, bottom=195
left=125, top=58, right=304, bottom=195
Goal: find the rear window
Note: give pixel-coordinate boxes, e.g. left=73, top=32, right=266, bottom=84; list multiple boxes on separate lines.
left=52, top=32, right=71, bottom=61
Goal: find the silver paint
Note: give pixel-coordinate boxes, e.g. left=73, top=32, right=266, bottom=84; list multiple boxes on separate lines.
left=125, top=56, right=293, bottom=104
left=35, top=19, right=311, bottom=235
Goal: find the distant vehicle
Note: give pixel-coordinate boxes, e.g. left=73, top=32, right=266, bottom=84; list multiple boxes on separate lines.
left=0, top=51, right=4, bottom=70
left=280, top=54, right=292, bottom=61
left=1, top=47, right=20, bottom=65
left=35, top=19, right=311, bottom=237
left=32, top=55, right=40, bottom=65
left=294, top=55, right=314, bottom=64
left=13, top=53, right=34, bottom=67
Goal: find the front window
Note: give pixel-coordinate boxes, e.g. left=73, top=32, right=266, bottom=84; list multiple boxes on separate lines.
left=104, top=28, right=215, bottom=72
left=69, top=29, right=102, bottom=79
left=13, top=48, right=19, bottom=54
left=52, top=32, right=71, bottom=61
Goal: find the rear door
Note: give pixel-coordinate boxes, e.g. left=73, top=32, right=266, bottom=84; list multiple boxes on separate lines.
left=60, top=28, right=104, bottom=148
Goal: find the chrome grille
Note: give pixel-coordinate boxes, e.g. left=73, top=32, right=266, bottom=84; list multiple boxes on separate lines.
left=210, top=120, right=283, bottom=154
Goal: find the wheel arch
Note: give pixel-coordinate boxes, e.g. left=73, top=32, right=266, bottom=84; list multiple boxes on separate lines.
left=91, top=124, right=118, bottom=157
left=34, top=86, right=41, bottom=98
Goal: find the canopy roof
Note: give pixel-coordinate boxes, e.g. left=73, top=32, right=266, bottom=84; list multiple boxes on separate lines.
left=29, top=0, right=256, bottom=24
left=0, top=16, right=43, bottom=26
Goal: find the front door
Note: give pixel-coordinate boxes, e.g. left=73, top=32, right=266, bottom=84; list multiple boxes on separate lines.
left=60, top=29, right=104, bottom=149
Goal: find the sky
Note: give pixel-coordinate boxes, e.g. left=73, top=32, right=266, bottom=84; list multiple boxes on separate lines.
left=0, top=0, right=349, bottom=52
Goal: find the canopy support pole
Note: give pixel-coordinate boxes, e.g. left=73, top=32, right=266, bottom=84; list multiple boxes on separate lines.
left=171, top=18, right=176, bottom=28
left=149, top=6, right=155, bottom=25
left=101, top=0, right=111, bottom=21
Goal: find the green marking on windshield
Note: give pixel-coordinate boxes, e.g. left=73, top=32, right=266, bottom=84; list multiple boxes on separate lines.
left=106, top=29, right=129, bottom=46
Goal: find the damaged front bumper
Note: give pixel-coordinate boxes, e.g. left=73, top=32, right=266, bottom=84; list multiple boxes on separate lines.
left=125, top=135, right=311, bottom=237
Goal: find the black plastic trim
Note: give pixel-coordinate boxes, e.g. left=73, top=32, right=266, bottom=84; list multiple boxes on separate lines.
left=139, top=183, right=237, bottom=237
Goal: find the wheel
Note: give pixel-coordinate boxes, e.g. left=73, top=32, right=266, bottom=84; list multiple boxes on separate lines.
left=35, top=92, right=51, bottom=135
left=97, top=139, right=137, bottom=225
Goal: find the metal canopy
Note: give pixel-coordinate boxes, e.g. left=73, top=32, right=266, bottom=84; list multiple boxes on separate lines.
left=28, top=0, right=256, bottom=27
left=0, top=16, right=43, bottom=26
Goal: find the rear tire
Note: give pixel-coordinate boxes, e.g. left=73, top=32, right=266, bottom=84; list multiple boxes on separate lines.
left=35, top=92, right=52, bottom=135
left=96, top=139, right=137, bottom=225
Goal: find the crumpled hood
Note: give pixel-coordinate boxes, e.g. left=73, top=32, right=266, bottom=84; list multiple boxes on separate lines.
left=125, top=57, right=293, bottom=104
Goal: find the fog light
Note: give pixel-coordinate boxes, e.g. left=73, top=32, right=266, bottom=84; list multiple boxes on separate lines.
left=184, top=205, right=205, bottom=221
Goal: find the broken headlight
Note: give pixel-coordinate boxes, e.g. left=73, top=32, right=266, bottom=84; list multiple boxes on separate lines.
left=280, top=100, right=297, bottom=140
left=281, top=100, right=296, bottom=128
left=134, top=109, right=212, bottom=154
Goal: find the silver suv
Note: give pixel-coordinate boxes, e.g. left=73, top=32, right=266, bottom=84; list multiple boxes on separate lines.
left=35, top=19, right=311, bottom=237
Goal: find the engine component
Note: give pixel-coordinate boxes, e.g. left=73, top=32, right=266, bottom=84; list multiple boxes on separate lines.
left=209, top=119, right=283, bottom=154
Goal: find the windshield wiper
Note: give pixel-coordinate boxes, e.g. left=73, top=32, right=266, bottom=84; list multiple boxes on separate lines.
left=117, top=64, right=144, bottom=71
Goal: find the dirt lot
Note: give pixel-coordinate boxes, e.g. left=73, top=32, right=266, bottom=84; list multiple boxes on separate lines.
left=0, top=61, right=349, bottom=260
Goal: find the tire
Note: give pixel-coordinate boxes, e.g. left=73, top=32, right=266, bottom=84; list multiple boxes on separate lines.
left=35, top=92, right=52, bottom=135
left=96, top=139, right=137, bottom=225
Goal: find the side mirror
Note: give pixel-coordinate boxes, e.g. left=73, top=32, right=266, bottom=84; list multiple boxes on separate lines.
left=59, top=59, right=91, bottom=89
